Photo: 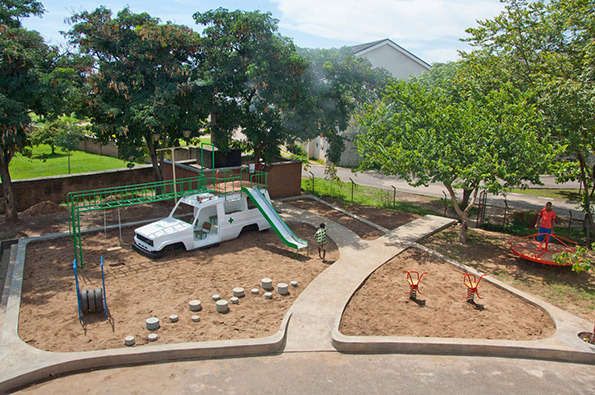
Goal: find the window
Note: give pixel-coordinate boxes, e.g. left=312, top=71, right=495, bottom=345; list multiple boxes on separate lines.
left=172, top=202, right=194, bottom=224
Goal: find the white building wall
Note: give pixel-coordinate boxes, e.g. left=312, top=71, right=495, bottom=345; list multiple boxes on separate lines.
left=358, top=44, right=429, bottom=80
left=306, top=40, right=430, bottom=166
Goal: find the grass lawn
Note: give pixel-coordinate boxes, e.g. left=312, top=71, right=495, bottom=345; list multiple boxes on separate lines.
left=301, top=177, right=438, bottom=216
left=8, top=144, right=134, bottom=180
left=507, top=187, right=581, bottom=202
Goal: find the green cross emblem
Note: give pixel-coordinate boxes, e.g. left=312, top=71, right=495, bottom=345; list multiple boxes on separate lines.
left=228, top=217, right=234, bottom=224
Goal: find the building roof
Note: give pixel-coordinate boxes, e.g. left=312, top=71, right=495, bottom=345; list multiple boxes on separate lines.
left=350, top=38, right=431, bottom=69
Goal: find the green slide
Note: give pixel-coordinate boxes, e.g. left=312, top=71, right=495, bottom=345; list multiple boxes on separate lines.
left=242, top=187, right=308, bottom=250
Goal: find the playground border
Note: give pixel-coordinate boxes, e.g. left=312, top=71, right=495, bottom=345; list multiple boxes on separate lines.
left=331, top=243, right=595, bottom=365
left=0, top=230, right=292, bottom=393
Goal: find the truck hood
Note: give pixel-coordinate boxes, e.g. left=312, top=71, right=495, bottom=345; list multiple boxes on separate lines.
left=135, top=217, right=192, bottom=240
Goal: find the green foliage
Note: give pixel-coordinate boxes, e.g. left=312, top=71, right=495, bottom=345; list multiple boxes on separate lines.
left=301, top=177, right=436, bottom=216
left=297, top=48, right=391, bottom=163
left=30, top=114, right=86, bottom=154
left=0, top=1, right=81, bottom=220
left=193, top=8, right=307, bottom=163
left=463, top=0, right=595, bottom=243
left=67, top=7, right=208, bottom=179
left=0, top=0, right=44, bottom=27
left=356, top=62, right=558, bottom=242
left=554, top=243, right=594, bottom=273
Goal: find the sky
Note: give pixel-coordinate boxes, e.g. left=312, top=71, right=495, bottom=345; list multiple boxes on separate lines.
left=22, top=0, right=506, bottom=64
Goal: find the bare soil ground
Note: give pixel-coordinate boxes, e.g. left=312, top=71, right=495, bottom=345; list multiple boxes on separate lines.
left=0, top=202, right=174, bottom=240
left=340, top=248, right=555, bottom=340
left=422, top=225, right=594, bottom=322
left=318, top=197, right=421, bottom=230
left=287, top=198, right=384, bottom=240
left=18, top=222, right=338, bottom=352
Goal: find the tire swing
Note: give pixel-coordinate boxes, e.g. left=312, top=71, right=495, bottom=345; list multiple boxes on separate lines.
left=73, top=256, right=110, bottom=323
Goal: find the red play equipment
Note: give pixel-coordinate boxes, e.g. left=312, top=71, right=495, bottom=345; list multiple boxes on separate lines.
left=464, top=273, right=486, bottom=310
left=510, top=232, right=577, bottom=267
left=405, top=271, right=427, bottom=306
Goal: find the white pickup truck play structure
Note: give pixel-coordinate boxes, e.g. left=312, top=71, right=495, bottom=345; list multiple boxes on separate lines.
left=133, top=187, right=307, bottom=257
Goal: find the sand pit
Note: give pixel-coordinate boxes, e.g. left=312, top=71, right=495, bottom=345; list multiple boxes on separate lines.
left=287, top=198, right=384, bottom=240
left=340, top=248, right=555, bottom=340
left=19, top=222, right=338, bottom=352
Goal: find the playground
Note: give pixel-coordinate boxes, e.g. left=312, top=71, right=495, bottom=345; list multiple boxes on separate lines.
left=422, top=225, right=595, bottom=321
left=340, top=248, right=555, bottom=339
left=1, top=163, right=593, bottom=391
left=19, top=223, right=337, bottom=352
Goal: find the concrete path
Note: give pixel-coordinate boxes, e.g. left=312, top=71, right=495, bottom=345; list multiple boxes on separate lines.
left=305, top=164, right=583, bottom=216
left=280, top=202, right=454, bottom=351
left=19, top=352, right=595, bottom=395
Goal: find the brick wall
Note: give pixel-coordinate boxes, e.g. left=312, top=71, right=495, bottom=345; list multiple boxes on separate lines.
left=1, top=161, right=302, bottom=213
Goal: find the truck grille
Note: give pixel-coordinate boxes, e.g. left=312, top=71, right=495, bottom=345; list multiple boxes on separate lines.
left=136, top=233, right=154, bottom=247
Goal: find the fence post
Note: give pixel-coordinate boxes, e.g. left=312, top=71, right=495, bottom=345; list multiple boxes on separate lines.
left=308, top=171, right=315, bottom=194
left=391, top=185, right=397, bottom=208
left=568, top=210, right=572, bottom=230
left=349, top=177, right=355, bottom=203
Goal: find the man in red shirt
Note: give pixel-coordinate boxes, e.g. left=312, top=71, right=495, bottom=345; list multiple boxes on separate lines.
left=535, top=202, right=557, bottom=246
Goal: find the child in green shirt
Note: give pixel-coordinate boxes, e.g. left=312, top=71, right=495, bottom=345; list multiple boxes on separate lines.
left=314, top=223, right=328, bottom=262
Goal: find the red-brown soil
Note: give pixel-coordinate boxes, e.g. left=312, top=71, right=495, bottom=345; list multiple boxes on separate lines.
left=340, top=248, right=555, bottom=340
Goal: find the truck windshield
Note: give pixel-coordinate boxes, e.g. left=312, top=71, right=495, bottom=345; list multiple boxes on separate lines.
left=172, top=202, right=194, bottom=224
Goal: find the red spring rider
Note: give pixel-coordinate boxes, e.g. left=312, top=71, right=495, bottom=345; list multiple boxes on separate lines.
left=405, top=271, right=427, bottom=306
left=464, top=273, right=486, bottom=310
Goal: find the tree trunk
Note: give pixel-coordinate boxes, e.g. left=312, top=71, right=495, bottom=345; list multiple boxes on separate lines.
left=444, top=183, right=478, bottom=245
left=461, top=188, right=472, bottom=209
left=144, top=133, right=163, bottom=182
left=50, top=144, right=55, bottom=155
left=459, top=215, right=468, bottom=244
left=0, top=151, right=17, bottom=222
left=209, top=111, right=229, bottom=151
left=577, top=152, right=593, bottom=247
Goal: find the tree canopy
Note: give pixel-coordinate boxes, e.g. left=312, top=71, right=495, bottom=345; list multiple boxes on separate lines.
left=462, top=0, right=595, bottom=243
left=356, top=64, right=557, bottom=242
left=1, top=0, right=79, bottom=221
left=67, top=7, right=208, bottom=180
left=297, top=47, right=391, bottom=163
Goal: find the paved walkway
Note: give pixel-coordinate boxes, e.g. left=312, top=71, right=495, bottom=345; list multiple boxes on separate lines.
left=19, top=352, right=595, bottom=395
left=280, top=202, right=454, bottom=351
left=305, top=164, right=584, bottom=216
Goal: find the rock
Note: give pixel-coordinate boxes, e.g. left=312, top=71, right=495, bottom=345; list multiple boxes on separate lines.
left=232, top=287, right=245, bottom=298
left=263, top=292, right=273, bottom=300
left=147, top=333, right=159, bottom=342
left=230, top=296, right=240, bottom=304
left=145, top=317, right=160, bottom=331
left=290, top=280, right=299, bottom=288
left=124, top=335, right=135, bottom=346
left=188, top=300, right=202, bottom=312
left=169, top=314, right=179, bottom=323
left=251, top=288, right=259, bottom=295
left=212, top=294, right=221, bottom=301
left=191, top=315, right=200, bottom=322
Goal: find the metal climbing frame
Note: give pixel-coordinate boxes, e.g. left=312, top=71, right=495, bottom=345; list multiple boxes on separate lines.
left=69, top=168, right=268, bottom=267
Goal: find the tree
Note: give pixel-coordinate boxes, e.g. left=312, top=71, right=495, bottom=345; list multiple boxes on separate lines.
left=0, top=0, right=71, bottom=221
left=193, top=8, right=308, bottom=163
left=356, top=70, right=557, bottom=243
left=296, top=47, right=391, bottom=163
left=463, top=0, right=595, bottom=244
left=67, top=7, right=209, bottom=181
left=31, top=114, right=85, bottom=173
